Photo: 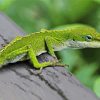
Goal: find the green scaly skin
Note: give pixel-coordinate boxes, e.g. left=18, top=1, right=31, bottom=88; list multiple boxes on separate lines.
left=0, top=24, right=100, bottom=69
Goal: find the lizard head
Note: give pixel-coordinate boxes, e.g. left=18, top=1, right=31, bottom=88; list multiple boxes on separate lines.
left=66, top=31, right=100, bottom=48
left=54, top=24, right=100, bottom=50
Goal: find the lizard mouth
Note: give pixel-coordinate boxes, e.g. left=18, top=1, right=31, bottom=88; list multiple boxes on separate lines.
left=67, top=40, right=100, bottom=48
left=53, top=40, right=100, bottom=51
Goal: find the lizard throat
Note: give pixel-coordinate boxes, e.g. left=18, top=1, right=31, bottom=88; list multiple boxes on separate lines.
left=54, top=40, right=100, bottom=51
left=66, top=40, right=100, bottom=48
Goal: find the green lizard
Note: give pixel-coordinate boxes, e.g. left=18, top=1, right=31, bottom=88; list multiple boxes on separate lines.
left=0, top=24, right=100, bottom=69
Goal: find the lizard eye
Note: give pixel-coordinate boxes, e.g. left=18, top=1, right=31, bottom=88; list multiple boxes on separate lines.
left=85, top=35, right=92, bottom=42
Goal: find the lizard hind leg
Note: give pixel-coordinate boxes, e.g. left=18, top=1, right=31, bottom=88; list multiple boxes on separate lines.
left=0, top=46, right=29, bottom=69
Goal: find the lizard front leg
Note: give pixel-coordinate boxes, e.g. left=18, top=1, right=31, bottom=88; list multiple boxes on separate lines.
left=45, top=36, right=66, bottom=66
left=45, top=36, right=62, bottom=61
left=45, top=36, right=58, bottom=58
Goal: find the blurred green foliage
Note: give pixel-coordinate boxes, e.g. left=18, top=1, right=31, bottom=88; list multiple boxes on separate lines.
left=0, top=0, right=94, bottom=32
left=94, top=77, right=100, bottom=98
left=0, top=0, right=100, bottom=98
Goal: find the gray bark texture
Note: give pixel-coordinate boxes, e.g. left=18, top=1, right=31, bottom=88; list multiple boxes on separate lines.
left=0, top=12, right=99, bottom=100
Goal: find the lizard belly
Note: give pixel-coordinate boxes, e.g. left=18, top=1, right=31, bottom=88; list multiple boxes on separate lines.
left=8, top=53, right=27, bottom=64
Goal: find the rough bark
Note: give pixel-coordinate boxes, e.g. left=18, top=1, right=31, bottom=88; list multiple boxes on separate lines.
left=0, top=12, right=99, bottom=100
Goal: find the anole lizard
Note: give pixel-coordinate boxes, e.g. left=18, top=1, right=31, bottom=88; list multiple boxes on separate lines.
left=0, top=24, right=100, bottom=69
